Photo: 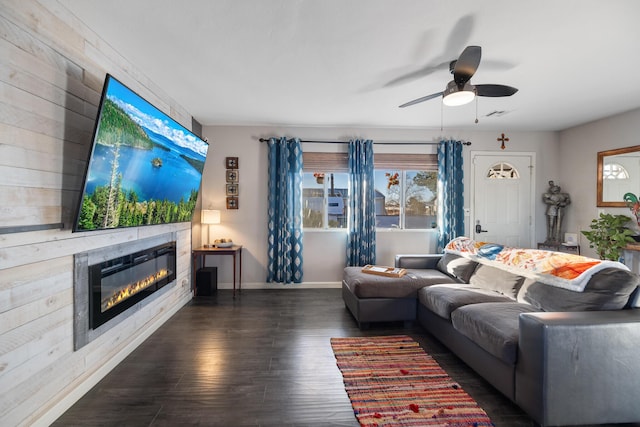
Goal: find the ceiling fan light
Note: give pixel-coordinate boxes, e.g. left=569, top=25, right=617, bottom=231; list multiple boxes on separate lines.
left=443, top=91, right=475, bottom=106
left=442, top=81, right=476, bottom=106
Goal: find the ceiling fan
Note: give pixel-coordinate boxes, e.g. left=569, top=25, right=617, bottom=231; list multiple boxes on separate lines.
left=399, top=46, right=518, bottom=108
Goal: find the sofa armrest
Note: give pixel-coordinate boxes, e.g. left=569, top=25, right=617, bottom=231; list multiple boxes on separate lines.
left=516, top=309, right=640, bottom=426
left=395, top=254, right=442, bottom=269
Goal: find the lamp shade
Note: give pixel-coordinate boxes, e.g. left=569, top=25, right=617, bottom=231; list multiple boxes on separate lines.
left=442, top=80, right=475, bottom=107
left=201, top=209, right=221, bottom=225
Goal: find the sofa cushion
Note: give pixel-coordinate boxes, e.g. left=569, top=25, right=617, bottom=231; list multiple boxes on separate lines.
left=523, top=267, right=640, bottom=312
left=468, top=264, right=525, bottom=299
left=451, top=302, right=540, bottom=365
left=436, top=253, right=479, bottom=282
left=342, top=266, right=457, bottom=299
left=418, top=284, right=515, bottom=320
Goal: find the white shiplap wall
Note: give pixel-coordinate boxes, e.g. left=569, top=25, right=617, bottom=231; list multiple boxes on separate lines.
left=0, top=1, right=197, bottom=425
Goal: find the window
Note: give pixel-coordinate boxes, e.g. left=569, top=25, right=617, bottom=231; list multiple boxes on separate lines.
left=302, top=151, right=438, bottom=230
left=302, top=172, right=349, bottom=229
left=487, top=162, right=520, bottom=179
left=302, top=152, right=349, bottom=229
left=374, top=169, right=437, bottom=229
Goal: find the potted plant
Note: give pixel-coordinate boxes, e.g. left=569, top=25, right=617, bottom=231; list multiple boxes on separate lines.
left=581, top=213, right=635, bottom=261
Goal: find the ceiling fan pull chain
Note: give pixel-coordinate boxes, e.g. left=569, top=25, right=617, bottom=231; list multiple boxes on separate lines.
left=475, top=95, right=479, bottom=124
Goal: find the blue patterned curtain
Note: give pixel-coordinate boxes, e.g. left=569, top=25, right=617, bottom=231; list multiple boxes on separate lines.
left=347, top=139, right=376, bottom=266
left=267, top=137, right=304, bottom=283
left=437, top=140, right=464, bottom=252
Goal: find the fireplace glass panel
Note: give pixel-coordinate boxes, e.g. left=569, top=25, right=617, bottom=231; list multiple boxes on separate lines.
left=101, top=253, right=173, bottom=312
left=90, top=242, right=176, bottom=329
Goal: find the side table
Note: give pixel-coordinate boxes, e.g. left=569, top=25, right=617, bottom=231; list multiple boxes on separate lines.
left=192, top=245, right=243, bottom=297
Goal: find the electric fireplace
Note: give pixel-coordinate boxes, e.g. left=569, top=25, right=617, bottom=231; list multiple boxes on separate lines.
left=88, top=241, right=176, bottom=329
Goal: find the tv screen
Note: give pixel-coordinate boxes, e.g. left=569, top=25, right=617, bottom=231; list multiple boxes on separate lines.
left=73, top=74, right=209, bottom=232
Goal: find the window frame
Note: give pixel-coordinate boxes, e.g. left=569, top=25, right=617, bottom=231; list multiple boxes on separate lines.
left=302, top=171, right=349, bottom=230
left=374, top=169, right=437, bottom=230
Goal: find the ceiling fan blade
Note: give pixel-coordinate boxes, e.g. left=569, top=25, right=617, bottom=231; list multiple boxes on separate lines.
left=443, top=14, right=475, bottom=60
left=453, top=45, right=481, bottom=85
left=475, top=84, right=518, bottom=97
left=383, top=62, right=449, bottom=88
left=399, top=92, right=443, bottom=108
left=383, top=14, right=476, bottom=88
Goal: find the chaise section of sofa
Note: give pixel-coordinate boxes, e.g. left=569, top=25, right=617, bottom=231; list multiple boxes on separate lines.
left=341, top=254, right=477, bottom=328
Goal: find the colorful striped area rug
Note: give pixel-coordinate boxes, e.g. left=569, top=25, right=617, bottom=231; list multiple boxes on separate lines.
left=331, top=335, right=494, bottom=427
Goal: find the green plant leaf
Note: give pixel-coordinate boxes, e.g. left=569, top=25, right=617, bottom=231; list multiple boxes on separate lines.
left=581, top=213, right=634, bottom=260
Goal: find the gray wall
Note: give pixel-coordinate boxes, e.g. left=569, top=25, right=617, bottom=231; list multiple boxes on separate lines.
left=559, top=107, right=640, bottom=258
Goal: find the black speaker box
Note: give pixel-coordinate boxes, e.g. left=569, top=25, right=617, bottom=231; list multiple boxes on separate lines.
left=196, top=267, right=217, bottom=296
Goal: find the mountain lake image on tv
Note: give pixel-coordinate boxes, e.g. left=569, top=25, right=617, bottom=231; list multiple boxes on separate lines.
left=74, top=74, right=209, bottom=231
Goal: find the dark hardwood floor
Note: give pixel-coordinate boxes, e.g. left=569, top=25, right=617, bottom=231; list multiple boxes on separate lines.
left=50, top=289, right=624, bottom=427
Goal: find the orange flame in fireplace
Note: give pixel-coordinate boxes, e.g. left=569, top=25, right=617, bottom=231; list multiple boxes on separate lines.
left=102, top=268, right=170, bottom=312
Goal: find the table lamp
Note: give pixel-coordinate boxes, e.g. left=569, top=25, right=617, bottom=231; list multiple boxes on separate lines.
left=201, top=209, right=221, bottom=248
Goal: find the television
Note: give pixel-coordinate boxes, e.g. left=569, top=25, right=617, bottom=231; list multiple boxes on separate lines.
left=73, top=74, right=209, bottom=232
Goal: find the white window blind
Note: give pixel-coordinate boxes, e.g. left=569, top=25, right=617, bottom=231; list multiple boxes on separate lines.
left=303, top=152, right=437, bottom=172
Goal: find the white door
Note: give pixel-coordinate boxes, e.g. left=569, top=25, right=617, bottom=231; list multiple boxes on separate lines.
left=471, top=152, right=535, bottom=248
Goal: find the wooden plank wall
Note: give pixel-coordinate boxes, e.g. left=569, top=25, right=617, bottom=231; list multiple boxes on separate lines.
left=0, top=1, right=198, bottom=425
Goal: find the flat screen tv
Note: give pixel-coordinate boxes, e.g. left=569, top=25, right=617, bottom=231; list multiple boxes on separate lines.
left=73, top=74, right=209, bottom=232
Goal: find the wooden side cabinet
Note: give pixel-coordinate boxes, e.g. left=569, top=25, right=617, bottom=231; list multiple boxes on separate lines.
left=192, top=245, right=242, bottom=297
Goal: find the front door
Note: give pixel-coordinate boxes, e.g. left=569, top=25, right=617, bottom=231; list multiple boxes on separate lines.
left=471, top=152, right=535, bottom=247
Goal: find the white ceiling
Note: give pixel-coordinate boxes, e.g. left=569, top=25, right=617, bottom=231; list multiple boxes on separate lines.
left=59, top=0, right=640, bottom=131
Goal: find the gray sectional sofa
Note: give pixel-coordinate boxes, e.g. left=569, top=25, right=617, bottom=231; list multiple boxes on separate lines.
left=342, top=246, right=640, bottom=426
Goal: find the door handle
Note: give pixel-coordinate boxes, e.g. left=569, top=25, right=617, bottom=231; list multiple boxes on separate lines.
left=475, top=221, right=488, bottom=233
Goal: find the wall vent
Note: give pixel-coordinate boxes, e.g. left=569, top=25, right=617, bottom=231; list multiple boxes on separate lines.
left=484, top=110, right=509, bottom=117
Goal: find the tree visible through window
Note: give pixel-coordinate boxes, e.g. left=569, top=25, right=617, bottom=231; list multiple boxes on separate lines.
left=374, top=170, right=437, bottom=229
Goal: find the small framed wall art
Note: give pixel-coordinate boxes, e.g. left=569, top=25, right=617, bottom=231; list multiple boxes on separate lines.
left=225, top=157, right=239, bottom=169
left=226, top=169, right=238, bottom=183
left=225, top=156, right=239, bottom=209
left=226, top=197, right=239, bottom=210
left=226, top=183, right=239, bottom=196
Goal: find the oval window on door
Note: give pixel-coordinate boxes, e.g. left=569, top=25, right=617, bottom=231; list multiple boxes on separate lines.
left=486, top=162, right=520, bottom=179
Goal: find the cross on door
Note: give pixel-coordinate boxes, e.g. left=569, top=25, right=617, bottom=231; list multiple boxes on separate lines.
left=497, top=133, right=509, bottom=150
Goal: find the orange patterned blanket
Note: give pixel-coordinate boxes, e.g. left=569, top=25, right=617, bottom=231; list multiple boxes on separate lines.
left=445, top=237, right=628, bottom=292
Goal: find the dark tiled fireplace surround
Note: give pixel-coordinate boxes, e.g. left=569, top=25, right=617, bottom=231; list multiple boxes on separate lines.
left=73, top=233, right=177, bottom=350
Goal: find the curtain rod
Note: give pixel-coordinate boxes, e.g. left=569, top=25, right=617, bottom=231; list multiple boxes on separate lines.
left=258, top=138, right=471, bottom=146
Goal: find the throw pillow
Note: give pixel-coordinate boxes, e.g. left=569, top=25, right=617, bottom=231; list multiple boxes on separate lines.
left=436, top=253, right=478, bottom=283
left=468, top=264, right=525, bottom=299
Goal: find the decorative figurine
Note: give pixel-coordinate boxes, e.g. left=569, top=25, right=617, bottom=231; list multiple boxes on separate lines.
left=543, top=180, right=571, bottom=244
